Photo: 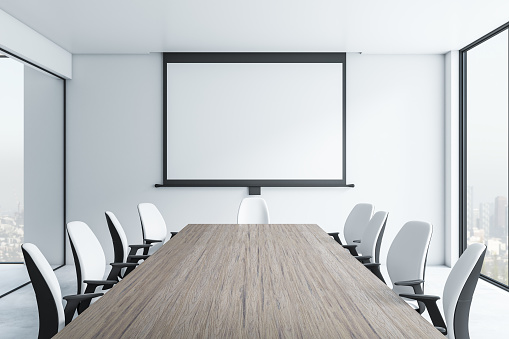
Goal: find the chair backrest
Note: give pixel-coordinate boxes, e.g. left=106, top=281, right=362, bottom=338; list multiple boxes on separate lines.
left=67, top=221, right=107, bottom=294
left=22, top=243, right=65, bottom=338
left=105, top=211, right=129, bottom=263
left=387, top=221, right=432, bottom=296
left=237, top=198, right=270, bottom=224
left=443, top=243, right=486, bottom=339
left=343, top=203, right=374, bottom=244
left=356, top=211, right=388, bottom=260
left=374, top=212, right=387, bottom=264
left=137, top=203, right=168, bottom=244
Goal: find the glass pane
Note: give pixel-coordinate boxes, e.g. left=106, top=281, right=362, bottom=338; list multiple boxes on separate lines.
left=23, top=65, right=64, bottom=264
left=0, top=58, right=24, bottom=262
left=466, top=29, right=509, bottom=286
left=0, top=56, right=64, bottom=296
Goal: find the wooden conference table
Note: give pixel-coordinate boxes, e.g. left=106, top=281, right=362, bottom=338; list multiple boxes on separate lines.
left=55, top=224, right=442, bottom=338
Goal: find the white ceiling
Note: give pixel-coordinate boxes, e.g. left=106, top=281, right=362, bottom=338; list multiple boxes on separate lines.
left=0, top=0, right=508, bottom=55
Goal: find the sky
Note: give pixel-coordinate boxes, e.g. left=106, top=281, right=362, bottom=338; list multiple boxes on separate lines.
left=0, top=57, right=24, bottom=214
left=467, top=29, right=508, bottom=207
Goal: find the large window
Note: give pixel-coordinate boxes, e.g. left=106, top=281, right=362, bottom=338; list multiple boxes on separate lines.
left=461, top=23, right=509, bottom=289
left=0, top=56, right=24, bottom=262
left=0, top=50, right=66, bottom=297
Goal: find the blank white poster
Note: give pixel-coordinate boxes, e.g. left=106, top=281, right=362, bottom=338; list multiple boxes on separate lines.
left=166, top=62, right=343, bottom=180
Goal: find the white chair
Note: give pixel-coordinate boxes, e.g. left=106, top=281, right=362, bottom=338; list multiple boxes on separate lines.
left=388, top=221, right=433, bottom=293
left=237, top=198, right=270, bottom=224
left=137, top=203, right=168, bottom=254
left=22, top=243, right=102, bottom=339
left=328, top=203, right=374, bottom=253
left=366, top=220, right=433, bottom=314
left=353, top=211, right=389, bottom=264
left=105, top=211, right=151, bottom=267
left=67, top=221, right=138, bottom=296
left=400, top=243, right=487, bottom=338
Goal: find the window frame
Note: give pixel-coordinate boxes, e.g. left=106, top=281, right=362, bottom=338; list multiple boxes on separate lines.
left=0, top=47, right=67, bottom=298
left=460, top=21, right=509, bottom=291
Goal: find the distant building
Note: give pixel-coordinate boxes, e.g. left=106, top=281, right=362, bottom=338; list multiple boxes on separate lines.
left=493, top=196, right=507, bottom=239
left=479, top=202, right=491, bottom=239
left=467, top=186, right=474, bottom=235
left=473, top=208, right=479, bottom=230
left=487, top=238, right=504, bottom=256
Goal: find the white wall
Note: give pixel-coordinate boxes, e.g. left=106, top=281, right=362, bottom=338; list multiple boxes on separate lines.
left=445, top=51, right=460, bottom=267
left=346, top=54, right=445, bottom=265
left=66, top=53, right=445, bottom=265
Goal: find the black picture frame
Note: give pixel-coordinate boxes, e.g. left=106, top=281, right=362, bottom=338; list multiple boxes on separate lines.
left=159, top=52, right=348, bottom=189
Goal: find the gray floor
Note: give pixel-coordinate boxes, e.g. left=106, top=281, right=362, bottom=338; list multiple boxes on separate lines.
left=0, top=265, right=508, bottom=338
left=0, top=265, right=78, bottom=338
left=0, top=264, right=30, bottom=296
left=0, top=264, right=59, bottom=297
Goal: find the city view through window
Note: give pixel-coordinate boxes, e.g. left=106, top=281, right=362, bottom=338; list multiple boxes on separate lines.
left=466, top=189, right=509, bottom=285
left=0, top=205, right=24, bottom=262
left=465, top=29, right=509, bottom=286
left=1, top=54, right=66, bottom=268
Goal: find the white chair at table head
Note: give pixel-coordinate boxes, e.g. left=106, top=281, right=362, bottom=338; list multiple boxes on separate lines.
left=237, top=197, right=270, bottom=224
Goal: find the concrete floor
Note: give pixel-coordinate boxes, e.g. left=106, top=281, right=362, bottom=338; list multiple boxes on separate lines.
left=0, top=265, right=508, bottom=338
left=0, top=264, right=30, bottom=296
left=0, top=265, right=77, bottom=338
left=0, top=264, right=59, bottom=297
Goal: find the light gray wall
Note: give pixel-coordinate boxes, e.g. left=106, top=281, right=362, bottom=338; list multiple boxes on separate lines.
left=0, top=58, right=24, bottom=215
left=445, top=51, right=459, bottom=267
left=24, top=66, right=65, bottom=264
left=347, top=54, right=445, bottom=265
left=66, top=53, right=445, bottom=265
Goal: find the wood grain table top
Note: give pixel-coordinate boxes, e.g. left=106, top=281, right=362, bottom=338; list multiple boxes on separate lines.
left=55, top=224, right=443, bottom=338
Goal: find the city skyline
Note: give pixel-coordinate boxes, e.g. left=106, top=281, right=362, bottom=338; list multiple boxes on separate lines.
left=467, top=185, right=509, bottom=285
left=0, top=204, right=24, bottom=262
